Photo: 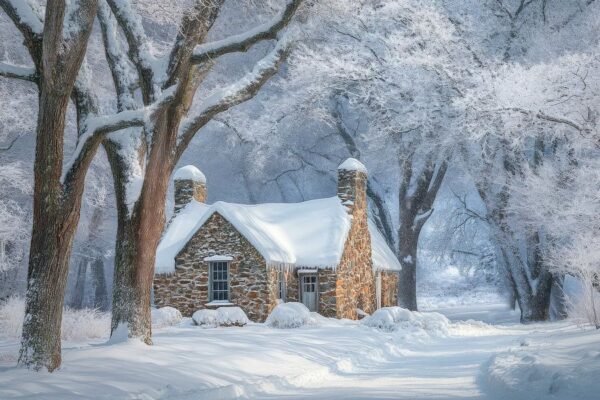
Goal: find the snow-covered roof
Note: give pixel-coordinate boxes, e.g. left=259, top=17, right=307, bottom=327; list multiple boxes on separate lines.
left=338, top=158, right=368, bottom=174
left=173, top=165, right=206, bottom=183
left=155, top=197, right=401, bottom=274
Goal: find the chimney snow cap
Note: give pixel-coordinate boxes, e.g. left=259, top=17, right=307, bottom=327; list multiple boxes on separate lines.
left=173, top=165, right=206, bottom=183
left=338, top=158, right=367, bottom=174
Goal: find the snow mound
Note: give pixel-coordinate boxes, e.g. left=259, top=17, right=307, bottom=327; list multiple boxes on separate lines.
left=192, top=309, right=218, bottom=328
left=0, top=296, right=109, bottom=341
left=151, top=306, right=182, bottom=328
left=193, top=307, right=249, bottom=327
left=338, top=158, right=368, bottom=174
left=485, top=346, right=600, bottom=400
left=217, top=307, right=250, bottom=327
left=173, top=165, right=206, bottom=182
left=362, top=307, right=450, bottom=336
left=265, top=302, right=315, bottom=328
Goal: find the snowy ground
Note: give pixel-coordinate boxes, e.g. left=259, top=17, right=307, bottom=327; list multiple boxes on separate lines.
left=1, top=303, right=599, bottom=400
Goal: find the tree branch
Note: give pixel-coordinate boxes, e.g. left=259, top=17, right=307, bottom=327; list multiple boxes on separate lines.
left=61, top=85, right=178, bottom=185
left=191, top=0, right=301, bottom=64
left=106, top=0, right=156, bottom=102
left=97, top=1, right=137, bottom=111
left=176, top=40, right=290, bottom=160
left=0, top=0, right=43, bottom=69
left=0, top=62, right=37, bottom=82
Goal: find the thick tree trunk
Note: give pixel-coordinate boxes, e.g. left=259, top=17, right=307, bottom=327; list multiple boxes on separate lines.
left=105, top=134, right=170, bottom=344
left=18, top=91, right=81, bottom=371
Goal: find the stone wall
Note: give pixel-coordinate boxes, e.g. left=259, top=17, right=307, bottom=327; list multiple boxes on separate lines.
left=335, top=168, right=376, bottom=319
left=381, top=271, right=399, bottom=307
left=153, top=212, right=277, bottom=322
left=174, top=179, right=206, bottom=213
left=318, top=269, right=337, bottom=317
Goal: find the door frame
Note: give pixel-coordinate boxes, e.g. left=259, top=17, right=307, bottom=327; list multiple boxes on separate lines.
left=298, top=270, right=319, bottom=312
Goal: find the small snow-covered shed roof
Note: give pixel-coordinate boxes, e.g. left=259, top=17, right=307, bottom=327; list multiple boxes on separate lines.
left=173, top=165, right=206, bottom=183
left=155, top=197, right=401, bottom=274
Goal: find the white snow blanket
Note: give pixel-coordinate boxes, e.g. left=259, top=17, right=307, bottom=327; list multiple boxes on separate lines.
left=485, top=341, right=600, bottom=400
left=151, top=307, right=182, bottom=328
left=265, top=302, right=315, bottom=328
left=193, top=307, right=249, bottom=327
left=155, top=196, right=401, bottom=273
left=362, top=307, right=451, bottom=336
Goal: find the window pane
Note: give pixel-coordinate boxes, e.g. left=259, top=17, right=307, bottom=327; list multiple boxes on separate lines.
left=210, top=262, right=229, bottom=301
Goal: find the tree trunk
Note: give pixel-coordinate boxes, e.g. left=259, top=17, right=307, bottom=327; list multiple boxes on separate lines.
left=18, top=91, right=81, bottom=371
left=105, top=134, right=171, bottom=344
left=550, top=274, right=568, bottom=320
left=70, top=259, right=87, bottom=309
left=397, top=232, right=418, bottom=310
left=90, top=257, right=108, bottom=311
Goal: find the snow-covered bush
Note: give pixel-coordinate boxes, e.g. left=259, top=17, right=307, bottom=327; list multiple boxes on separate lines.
left=192, top=309, right=218, bottom=328
left=0, top=295, right=24, bottom=339
left=216, top=307, right=249, bottom=327
left=192, top=307, right=249, bottom=328
left=151, top=306, right=182, bottom=328
left=61, top=308, right=111, bottom=342
left=362, top=307, right=450, bottom=336
left=265, top=302, right=314, bottom=329
left=0, top=296, right=110, bottom=341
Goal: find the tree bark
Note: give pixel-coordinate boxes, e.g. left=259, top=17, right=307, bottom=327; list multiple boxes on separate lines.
left=19, top=90, right=82, bottom=371
left=397, top=233, right=418, bottom=310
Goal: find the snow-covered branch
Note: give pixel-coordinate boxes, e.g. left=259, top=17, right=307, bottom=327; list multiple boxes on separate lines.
left=0, top=62, right=37, bottom=82
left=62, top=84, right=178, bottom=185
left=0, top=0, right=43, bottom=70
left=97, top=1, right=137, bottom=111
left=191, top=0, right=301, bottom=64
left=0, top=0, right=43, bottom=37
left=106, top=0, right=157, bottom=101
left=176, top=41, right=289, bottom=160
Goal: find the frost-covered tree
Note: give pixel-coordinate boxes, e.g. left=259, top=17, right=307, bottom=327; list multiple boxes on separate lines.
left=244, top=0, right=478, bottom=310
left=455, top=0, right=600, bottom=321
left=0, top=0, right=175, bottom=371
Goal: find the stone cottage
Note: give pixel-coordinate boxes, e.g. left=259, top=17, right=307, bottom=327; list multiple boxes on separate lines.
left=153, top=158, right=401, bottom=322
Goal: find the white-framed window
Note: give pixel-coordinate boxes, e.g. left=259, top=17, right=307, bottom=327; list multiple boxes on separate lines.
left=278, top=270, right=286, bottom=301
left=210, top=261, right=229, bottom=301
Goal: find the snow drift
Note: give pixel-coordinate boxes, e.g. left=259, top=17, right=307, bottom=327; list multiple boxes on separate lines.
left=362, top=307, right=451, bottom=336
left=151, top=306, right=183, bottom=328
left=485, top=343, right=600, bottom=400
left=265, top=302, right=315, bottom=328
left=193, top=307, right=249, bottom=327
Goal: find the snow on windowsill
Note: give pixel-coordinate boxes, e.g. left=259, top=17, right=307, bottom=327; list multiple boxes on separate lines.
left=204, top=255, right=233, bottom=261
left=205, top=301, right=235, bottom=307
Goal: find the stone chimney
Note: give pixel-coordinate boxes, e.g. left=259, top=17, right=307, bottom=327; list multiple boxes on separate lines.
left=337, top=158, right=368, bottom=214
left=173, top=165, right=206, bottom=213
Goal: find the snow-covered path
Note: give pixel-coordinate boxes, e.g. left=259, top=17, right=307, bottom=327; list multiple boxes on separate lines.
left=1, top=304, right=598, bottom=400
